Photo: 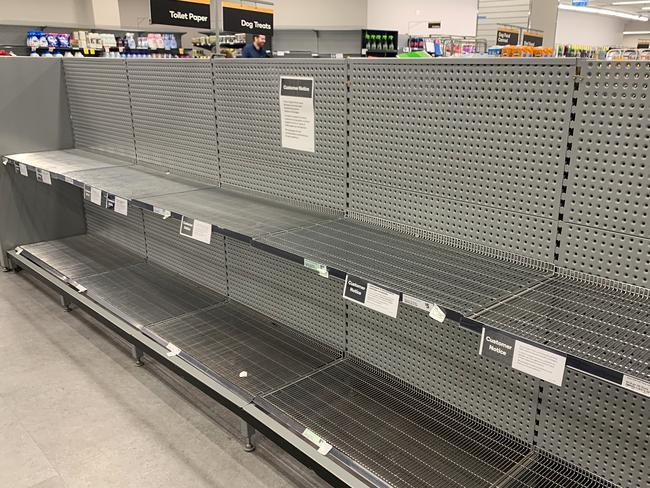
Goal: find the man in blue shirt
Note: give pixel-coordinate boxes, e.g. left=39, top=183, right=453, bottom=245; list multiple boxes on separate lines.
left=242, top=34, right=268, bottom=58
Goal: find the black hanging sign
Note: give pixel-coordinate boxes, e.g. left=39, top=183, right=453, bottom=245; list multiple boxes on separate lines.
left=522, top=30, right=544, bottom=47
left=496, top=25, right=520, bottom=46
left=222, top=1, right=274, bottom=35
left=150, top=0, right=211, bottom=29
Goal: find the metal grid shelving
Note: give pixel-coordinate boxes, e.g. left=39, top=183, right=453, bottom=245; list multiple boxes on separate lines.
left=6, top=149, right=132, bottom=175
left=474, top=277, right=650, bottom=382
left=260, top=359, right=615, bottom=488
left=146, top=302, right=341, bottom=399
left=20, top=235, right=144, bottom=280
left=257, top=219, right=551, bottom=315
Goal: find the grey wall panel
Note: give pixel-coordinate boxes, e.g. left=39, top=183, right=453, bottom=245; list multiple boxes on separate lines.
left=126, top=59, right=219, bottom=183
left=225, top=238, right=345, bottom=350
left=214, top=59, right=347, bottom=210
left=560, top=61, right=650, bottom=288
left=348, top=303, right=539, bottom=443
left=84, top=201, right=146, bottom=257
left=538, top=369, right=648, bottom=487
left=63, top=58, right=135, bottom=161
left=348, top=58, right=575, bottom=262
left=143, top=212, right=227, bottom=295
left=0, top=58, right=73, bottom=156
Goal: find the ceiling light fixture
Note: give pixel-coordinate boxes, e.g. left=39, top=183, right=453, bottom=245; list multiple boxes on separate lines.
left=623, top=30, right=650, bottom=34
left=558, top=4, right=649, bottom=21
left=612, top=1, right=650, bottom=5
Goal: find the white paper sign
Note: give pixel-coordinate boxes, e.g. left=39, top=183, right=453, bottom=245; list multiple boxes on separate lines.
left=512, top=341, right=566, bottom=387
left=113, top=196, right=128, bottom=216
left=179, top=216, right=212, bottom=244
left=19, top=163, right=28, bottom=177
left=343, top=275, right=400, bottom=318
left=280, top=76, right=315, bottom=153
left=41, top=170, right=52, bottom=185
left=90, top=187, right=102, bottom=205
left=622, top=375, right=650, bottom=398
left=429, top=304, right=446, bottom=323
left=153, top=206, right=172, bottom=219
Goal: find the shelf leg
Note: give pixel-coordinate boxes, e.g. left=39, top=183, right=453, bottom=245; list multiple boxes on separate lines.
left=131, top=345, right=144, bottom=367
left=240, top=419, right=256, bottom=452
left=59, top=294, right=72, bottom=312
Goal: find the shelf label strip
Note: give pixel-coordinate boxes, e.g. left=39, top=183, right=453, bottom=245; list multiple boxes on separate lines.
left=622, top=375, right=650, bottom=398
left=479, top=326, right=566, bottom=386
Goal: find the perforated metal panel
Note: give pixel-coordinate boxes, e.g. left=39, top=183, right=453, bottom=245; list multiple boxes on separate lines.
left=347, top=304, right=538, bottom=443
left=84, top=201, right=146, bottom=257
left=214, top=59, right=347, bottom=210
left=143, top=212, right=227, bottom=295
left=225, top=238, right=345, bottom=350
left=560, top=60, right=650, bottom=288
left=538, top=368, right=648, bottom=487
left=348, top=59, right=576, bottom=261
left=63, top=59, right=135, bottom=161
left=126, top=59, right=219, bottom=183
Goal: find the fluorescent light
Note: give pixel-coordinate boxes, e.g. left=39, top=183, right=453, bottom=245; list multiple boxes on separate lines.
left=558, top=4, right=649, bottom=21
left=643, top=6, right=650, bottom=9
left=612, top=1, right=650, bottom=4
left=624, top=30, right=650, bottom=34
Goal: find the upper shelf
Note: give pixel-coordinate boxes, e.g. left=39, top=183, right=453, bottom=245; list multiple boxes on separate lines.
left=5, top=149, right=650, bottom=393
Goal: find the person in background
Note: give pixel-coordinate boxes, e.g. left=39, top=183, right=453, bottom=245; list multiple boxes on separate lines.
left=242, top=34, right=268, bottom=58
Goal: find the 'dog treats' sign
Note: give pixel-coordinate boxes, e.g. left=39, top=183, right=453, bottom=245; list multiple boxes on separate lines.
left=150, top=0, right=211, bottom=29
left=223, top=1, right=274, bottom=35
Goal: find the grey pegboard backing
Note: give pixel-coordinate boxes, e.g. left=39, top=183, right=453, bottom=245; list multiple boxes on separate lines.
left=560, top=60, right=650, bottom=288
left=62, top=59, right=135, bottom=161
left=347, top=58, right=576, bottom=262
left=225, top=238, right=345, bottom=350
left=558, top=223, right=650, bottom=289
left=213, top=59, right=347, bottom=210
left=142, top=212, right=227, bottom=295
left=538, top=368, right=648, bottom=487
left=347, top=303, right=539, bottom=443
left=84, top=201, right=146, bottom=257
left=126, top=59, right=219, bottom=183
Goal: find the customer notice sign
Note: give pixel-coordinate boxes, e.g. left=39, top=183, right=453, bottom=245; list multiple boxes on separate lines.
left=150, top=0, right=210, bottom=29
left=280, top=77, right=315, bottom=153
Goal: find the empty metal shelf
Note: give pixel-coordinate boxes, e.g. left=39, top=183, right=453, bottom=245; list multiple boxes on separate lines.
left=474, top=277, right=650, bottom=382
left=20, top=235, right=144, bottom=280
left=260, top=358, right=532, bottom=488
left=146, top=302, right=341, bottom=399
left=6, top=149, right=132, bottom=175
left=66, top=165, right=215, bottom=200
left=78, top=263, right=226, bottom=329
left=142, top=186, right=337, bottom=238
left=258, top=219, right=550, bottom=315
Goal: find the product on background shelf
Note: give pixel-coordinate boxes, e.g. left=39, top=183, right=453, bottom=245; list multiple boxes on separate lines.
left=555, top=43, right=610, bottom=59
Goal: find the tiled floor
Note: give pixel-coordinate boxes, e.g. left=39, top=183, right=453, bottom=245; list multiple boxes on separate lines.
left=0, top=270, right=329, bottom=488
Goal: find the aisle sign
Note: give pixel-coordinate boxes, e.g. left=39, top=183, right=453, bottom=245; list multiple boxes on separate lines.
left=522, top=30, right=544, bottom=47
left=150, top=0, right=210, bottom=28
left=223, top=2, right=273, bottom=35
left=343, top=275, right=400, bottom=318
left=496, top=25, right=520, bottom=46
left=279, top=77, right=315, bottom=153
left=479, top=327, right=566, bottom=386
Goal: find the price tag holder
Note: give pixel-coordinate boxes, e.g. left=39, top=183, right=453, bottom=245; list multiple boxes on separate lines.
left=36, top=169, right=52, bottom=185
left=479, top=327, right=566, bottom=386
left=343, top=275, right=400, bottom=318
left=166, top=343, right=182, bottom=357
left=304, top=259, right=329, bottom=278
left=302, top=429, right=333, bottom=456
left=622, top=375, right=650, bottom=398
left=106, top=194, right=128, bottom=216
left=19, top=163, right=29, bottom=177
left=179, top=216, right=212, bottom=244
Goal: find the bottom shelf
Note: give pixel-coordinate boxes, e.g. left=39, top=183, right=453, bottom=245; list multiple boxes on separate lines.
left=259, top=359, right=618, bottom=488
left=146, top=302, right=341, bottom=399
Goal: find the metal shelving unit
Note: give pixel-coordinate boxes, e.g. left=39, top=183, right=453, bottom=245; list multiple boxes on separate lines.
left=2, top=57, right=648, bottom=488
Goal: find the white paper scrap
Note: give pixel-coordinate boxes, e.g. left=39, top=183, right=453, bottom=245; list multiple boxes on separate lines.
left=166, top=343, right=182, bottom=357
left=239, top=371, right=248, bottom=378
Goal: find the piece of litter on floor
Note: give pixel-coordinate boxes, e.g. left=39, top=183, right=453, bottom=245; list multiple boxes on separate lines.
left=239, top=371, right=248, bottom=378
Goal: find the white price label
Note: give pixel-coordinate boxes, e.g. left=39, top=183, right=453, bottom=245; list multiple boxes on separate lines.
left=304, top=259, right=329, bottom=278
left=429, top=304, right=446, bottom=323
left=64, top=176, right=74, bottom=184
left=402, top=294, right=433, bottom=313
left=166, top=343, right=182, bottom=357
left=90, top=187, right=102, bottom=205
left=153, top=207, right=172, bottom=219
left=113, top=196, right=128, bottom=216
left=302, top=429, right=332, bottom=456
left=37, top=169, right=52, bottom=185
left=19, top=163, right=28, bottom=177
left=622, top=375, right=650, bottom=398
left=1, top=157, right=8, bottom=166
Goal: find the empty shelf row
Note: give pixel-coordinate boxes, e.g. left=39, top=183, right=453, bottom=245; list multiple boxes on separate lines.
left=7, top=149, right=650, bottom=388
left=16, top=235, right=617, bottom=488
